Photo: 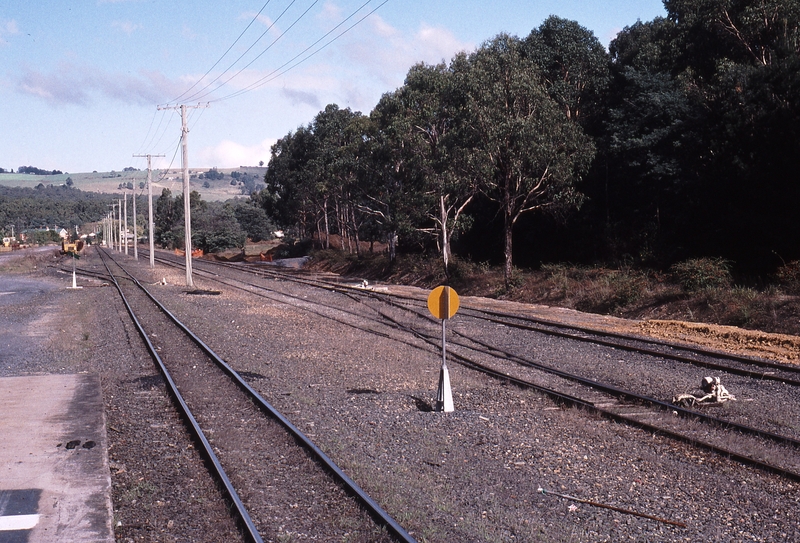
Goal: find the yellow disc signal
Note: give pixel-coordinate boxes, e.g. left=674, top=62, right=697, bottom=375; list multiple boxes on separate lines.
left=427, top=286, right=460, bottom=320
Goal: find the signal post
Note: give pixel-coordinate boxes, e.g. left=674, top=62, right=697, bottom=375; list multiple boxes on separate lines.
left=427, top=285, right=460, bottom=412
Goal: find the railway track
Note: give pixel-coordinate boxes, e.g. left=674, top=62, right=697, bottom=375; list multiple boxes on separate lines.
left=144, top=249, right=800, bottom=381
left=130, top=249, right=800, bottom=482
left=96, top=248, right=416, bottom=543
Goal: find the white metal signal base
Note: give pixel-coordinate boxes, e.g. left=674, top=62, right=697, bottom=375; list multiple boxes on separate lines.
left=435, top=361, right=454, bottom=412
left=435, top=319, right=454, bottom=412
left=68, top=257, right=83, bottom=290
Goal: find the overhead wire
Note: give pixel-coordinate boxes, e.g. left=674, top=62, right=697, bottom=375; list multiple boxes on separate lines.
left=177, top=0, right=303, bottom=104
left=170, top=0, right=275, bottom=104
left=144, top=108, right=173, bottom=156
left=136, top=108, right=159, bottom=156
left=152, top=0, right=315, bottom=155
left=144, top=0, right=390, bottom=163
left=183, top=0, right=320, bottom=104
left=212, top=0, right=388, bottom=103
left=153, top=140, right=182, bottom=193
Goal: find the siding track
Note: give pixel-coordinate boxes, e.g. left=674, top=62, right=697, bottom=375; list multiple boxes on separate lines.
left=134, top=249, right=800, bottom=483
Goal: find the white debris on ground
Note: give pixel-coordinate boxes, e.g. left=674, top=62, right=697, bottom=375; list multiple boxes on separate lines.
left=673, top=376, right=736, bottom=407
left=353, top=279, right=388, bottom=291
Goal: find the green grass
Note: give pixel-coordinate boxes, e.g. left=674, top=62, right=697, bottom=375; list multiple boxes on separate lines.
left=0, top=167, right=266, bottom=202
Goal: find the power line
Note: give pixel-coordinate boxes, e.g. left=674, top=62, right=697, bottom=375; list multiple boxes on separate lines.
left=171, top=0, right=277, bottom=104
left=212, top=0, right=388, bottom=103
left=143, top=108, right=173, bottom=156
left=135, top=108, right=159, bottom=156
left=183, top=0, right=319, bottom=104
left=141, top=0, right=390, bottom=171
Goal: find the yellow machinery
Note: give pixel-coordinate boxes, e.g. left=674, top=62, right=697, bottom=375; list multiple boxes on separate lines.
left=61, top=239, right=84, bottom=254
left=1, top=237, right=17, bottom=251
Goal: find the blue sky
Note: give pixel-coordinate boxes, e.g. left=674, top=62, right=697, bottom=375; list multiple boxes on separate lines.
left=0, top=0, right=666, bottom=174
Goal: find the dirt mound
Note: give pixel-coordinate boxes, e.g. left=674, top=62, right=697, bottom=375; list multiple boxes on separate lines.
left=638, top=320, right=800, bottom=364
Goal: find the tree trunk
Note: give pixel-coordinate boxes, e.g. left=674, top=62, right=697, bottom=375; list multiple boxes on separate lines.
left=349, top=203, right=361, bottom=258
left=334, top=200, right=345, bottom=251
left=503, top=188, right=514, bottom=290
left=439, top=195, right=450, bottom=279
left=323, top=196, right=330, bottom=249
left=503, top=217, right=513, bottom=290
left=388, top=231, right=397, bottom=263
left=345, top=205, right=354, bottom=255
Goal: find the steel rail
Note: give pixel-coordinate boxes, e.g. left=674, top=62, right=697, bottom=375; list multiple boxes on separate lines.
left=458, top=309, right=800, bottom=384
left=101, top=248, right=418, bottom=543
left=144, top=249, right=800, bottom=448
left=371, top=301, right=800, bottom=451
left=455, top=302, right=798, bottom=367
left=145, top=249, right=799, bottom=378
left=138, top=249, right=800, bottom=480
left=395, top=313, right=800, bottom=483
left=97, top=249, right=265, bottom=543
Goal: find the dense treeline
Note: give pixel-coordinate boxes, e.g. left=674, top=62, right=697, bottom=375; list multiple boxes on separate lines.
left=0, top=185, right=113, bottom=232
left=153, top=188, right=276, bottom=253
left=17, top=166, right=64, bottom=175
left=0, top=182, right=278, bottom=253
left=254, top=3, right=800, bottom=285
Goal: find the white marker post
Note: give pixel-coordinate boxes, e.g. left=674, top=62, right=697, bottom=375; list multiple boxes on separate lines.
left=67, top=243, right=84, bottom=289
left=427, top=285, right=460, bottom=412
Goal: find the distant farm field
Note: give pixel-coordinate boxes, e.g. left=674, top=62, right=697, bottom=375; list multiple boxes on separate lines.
left=0, top=167, right=266, bottom=202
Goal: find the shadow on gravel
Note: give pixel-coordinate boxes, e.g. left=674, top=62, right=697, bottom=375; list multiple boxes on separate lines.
left=346, top=388, right=379, bottom=395
left=238, top=371, right=266, bottom=381
left=131, top=374, right=164, bottom=390
left=409, top=395, right=433, bottom=412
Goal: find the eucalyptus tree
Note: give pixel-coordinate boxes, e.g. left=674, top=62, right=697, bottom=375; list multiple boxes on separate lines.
left=261, top=126, right=318, bottom=237
left=389, top=62, right=478, bottom=278
left=154, top=188, right=180, bottom=248
left=359, top=91, right=428, bottom=263
left=308, top=105, right=364, bottom=251
left=524, top=16, right=610, bottom=127
left=232, top=200, right=276, bottom=243
left=454, top=34, right=595, bottom=289
left=154, top=189, right=204, bottom=249
left=192, top=201, right=246, bottom=254
left=659, top=0, right=800, bottom=269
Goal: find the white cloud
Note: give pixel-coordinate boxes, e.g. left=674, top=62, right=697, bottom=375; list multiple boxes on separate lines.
left=343, top=16, right=472, bottom=80
left=197, top=138, right=276, bottom=169
left=1, top=19, right=20, bottom=45
left=112, top=20, right=141, bottom=35
left=281, top=87, right=320, bottom=109
left=245, top=13, right=475, bottom=114
left=16, top=61, right=184, bottom=106
left=415, top=23, right=473, bottom=62
left=319, top=2, right=344, bottom=24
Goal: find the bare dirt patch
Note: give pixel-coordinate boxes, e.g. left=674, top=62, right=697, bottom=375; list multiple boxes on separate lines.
left=636, top=320, right=800, bottom=364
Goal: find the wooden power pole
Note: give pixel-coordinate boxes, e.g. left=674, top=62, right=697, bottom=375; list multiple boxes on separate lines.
left=118, top=199, right=123, bottom=253
left=133, top=154, right=165, bottom=268
left=157, top=103, right=209, bottom=287
left=132, top=183, right=138, bottom=260
left=123, top=192, right=128, bottom=255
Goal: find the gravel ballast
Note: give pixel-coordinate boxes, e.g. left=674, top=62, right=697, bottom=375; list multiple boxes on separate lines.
left=3, top=247, right=799, bottom=542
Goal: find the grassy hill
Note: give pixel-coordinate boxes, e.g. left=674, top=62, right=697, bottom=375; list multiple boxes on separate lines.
left=0, top=167, right=267, bottom=202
